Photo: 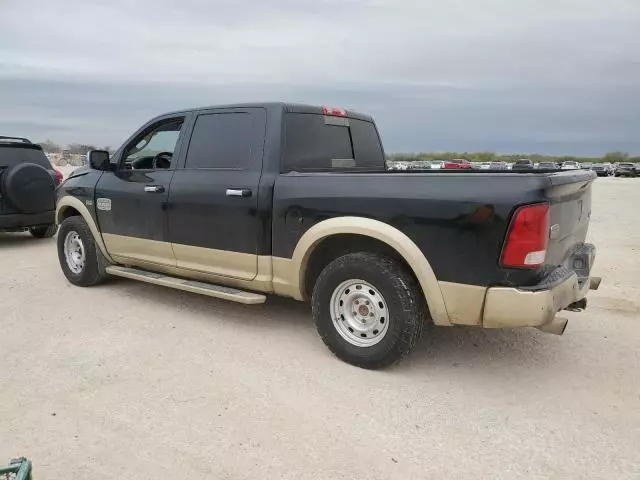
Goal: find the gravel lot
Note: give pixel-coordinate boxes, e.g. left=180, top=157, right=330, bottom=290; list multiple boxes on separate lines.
left=1, top=176, right=638, bottom=479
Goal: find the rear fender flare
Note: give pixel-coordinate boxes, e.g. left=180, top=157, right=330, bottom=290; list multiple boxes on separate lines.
left=291, top=217, right=451, bottom=326
left=56, top=196, right=113, bottom=263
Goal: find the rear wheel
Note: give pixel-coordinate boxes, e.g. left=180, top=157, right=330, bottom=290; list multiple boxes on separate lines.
left=312, top=252, right=426, bottom=369
left=29, top=224, right=57, bottom=238
left=57, top=216, right=109, bottom=286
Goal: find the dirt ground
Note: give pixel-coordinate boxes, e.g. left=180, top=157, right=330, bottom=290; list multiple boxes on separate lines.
left=1, top=176, right=638, bottom=479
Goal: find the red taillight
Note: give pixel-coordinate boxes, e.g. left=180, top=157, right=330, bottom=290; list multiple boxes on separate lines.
left=322, top=106, right=347, bottom=117
left=501, top=203, right=549, bottom=268
left=54, top=169, right=63, bottom=184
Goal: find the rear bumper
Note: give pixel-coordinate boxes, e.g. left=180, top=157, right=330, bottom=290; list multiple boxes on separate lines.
left=483, top=244, right=596, bottom=331
left=0, top=211, right=55, bottom=230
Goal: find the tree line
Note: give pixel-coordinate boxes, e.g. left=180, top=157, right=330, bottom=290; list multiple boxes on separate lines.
left=388, top=151, right=640, bottom=164
left=38, top=140, right=111, bottom=155
left=38, top=139, right=639, bottom=165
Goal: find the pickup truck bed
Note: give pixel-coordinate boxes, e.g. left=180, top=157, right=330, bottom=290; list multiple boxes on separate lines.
left=274, top=169, right=593, bottom=287
left=55, top=102, right=598, bottom=369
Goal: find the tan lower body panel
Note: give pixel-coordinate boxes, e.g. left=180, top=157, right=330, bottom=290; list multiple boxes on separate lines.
left=103, top=234, right=276, bottom=295
left=438, top=281, right=487, bottom=326
left=271, top=256, right=301, bottom=300
left=106, top=266, right=266, bottom=304
left=102, top=233, right=176, bottom=266
left=172, top=243, right=257, bottom=280
left=483, top=273, right=584, bottom=329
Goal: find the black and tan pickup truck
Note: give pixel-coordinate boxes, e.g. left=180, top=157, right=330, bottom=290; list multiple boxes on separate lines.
left=55, top=103, right=599, bottom=368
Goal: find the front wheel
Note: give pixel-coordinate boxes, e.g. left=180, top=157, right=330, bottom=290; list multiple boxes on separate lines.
left=312, top=252, right=426, bottom=369
left=57, top=216, right=109, bottom=287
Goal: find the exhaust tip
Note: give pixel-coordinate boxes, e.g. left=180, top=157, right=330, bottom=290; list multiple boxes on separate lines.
left=537, top=317, right=568, bottom=336
left=589, top=276, right=602, bottom=290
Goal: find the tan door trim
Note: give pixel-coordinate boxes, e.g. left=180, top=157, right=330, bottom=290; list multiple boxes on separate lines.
left=172, top=242, right=258, bottom=281
left=102, top=233, right=177, bottom=267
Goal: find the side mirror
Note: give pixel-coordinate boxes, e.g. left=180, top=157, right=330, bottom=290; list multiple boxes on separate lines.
left=87, top=150, right=111, bottom=171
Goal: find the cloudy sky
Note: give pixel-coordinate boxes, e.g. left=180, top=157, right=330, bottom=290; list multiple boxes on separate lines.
left=1, top=0, right=639, bottom=155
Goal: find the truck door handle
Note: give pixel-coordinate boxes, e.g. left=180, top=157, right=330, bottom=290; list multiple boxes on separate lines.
left=144, top=185, right=165, bottom=193
left=226, top=188, right=252, bottom=197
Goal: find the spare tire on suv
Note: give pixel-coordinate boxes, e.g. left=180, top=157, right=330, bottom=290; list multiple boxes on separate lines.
left=1, top=162, right=56, bottom=213
left=0, top=137, right=59, bottom=238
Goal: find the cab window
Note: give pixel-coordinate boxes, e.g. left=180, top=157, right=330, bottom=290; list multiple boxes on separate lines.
left=122, top=118, right=184, bottom=170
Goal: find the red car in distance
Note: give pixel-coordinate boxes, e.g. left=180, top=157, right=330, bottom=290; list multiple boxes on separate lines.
left=442, top=159, right=472, bottom=169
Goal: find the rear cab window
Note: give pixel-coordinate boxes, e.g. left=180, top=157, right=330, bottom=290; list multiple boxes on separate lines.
left=283, top=112, right=385, bottom=173
left=185, top=112, right=254, bottom=170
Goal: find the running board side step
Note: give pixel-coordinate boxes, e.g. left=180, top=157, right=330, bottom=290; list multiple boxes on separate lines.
left=105, top=266, right=266, bottom=304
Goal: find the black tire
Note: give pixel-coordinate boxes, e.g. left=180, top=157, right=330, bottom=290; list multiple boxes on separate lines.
left=29, top=224, right=58, bottom=238
left=312, top=252, right=426, bottom=369
left=57, top=216, right=109, bottom=287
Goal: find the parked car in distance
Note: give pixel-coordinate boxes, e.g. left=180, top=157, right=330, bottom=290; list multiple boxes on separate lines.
left=561, top=161, right=580, bottom=170
left=615, top=163, right=637, bottom=177
left=442, top=158, right=472, bottom=169
left=590, top=163, right=611, bottom=177
left=0, top=136, right=61, bottom=237
left=603, top=162, right=615, bottom=175
left=55, top=102, right=598, bottom=369
left=581, top=162, right=593, bottom=170
left=410, top=160, right=431, bottom=169
left=489, top=162, right=508, bottom=170
left=537, top=162, right=560, bottom=170
left=512, top=159, right=534, bottom=170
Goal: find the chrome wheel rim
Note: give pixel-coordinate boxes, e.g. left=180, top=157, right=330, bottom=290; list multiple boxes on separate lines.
left=330, top=279, right=389, bottom=347
left=64, top=231, right=85, bottom=274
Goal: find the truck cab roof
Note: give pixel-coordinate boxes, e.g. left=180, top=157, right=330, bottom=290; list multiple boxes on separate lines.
left=160, top=102, right=374, bottom=123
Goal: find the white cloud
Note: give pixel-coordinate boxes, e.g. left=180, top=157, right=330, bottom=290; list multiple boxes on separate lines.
left=0, top=0, right=639, bottom=152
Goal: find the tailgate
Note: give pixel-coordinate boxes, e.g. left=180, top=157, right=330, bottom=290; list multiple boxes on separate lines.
left=544, top=171, right=595, bottom=269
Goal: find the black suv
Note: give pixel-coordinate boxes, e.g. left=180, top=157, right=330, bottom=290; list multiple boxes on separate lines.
left=0, top=136, right=61, bottom=238
left=512, top=159, right=534, bottom=170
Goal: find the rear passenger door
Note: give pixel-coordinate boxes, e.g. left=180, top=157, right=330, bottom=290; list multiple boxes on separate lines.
left=167, top=108, right=266, bottom=280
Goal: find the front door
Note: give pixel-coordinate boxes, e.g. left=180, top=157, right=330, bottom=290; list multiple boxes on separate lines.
left=95, top=115, right=188, bottom=266
left=167, top=108, right=266, bottom=280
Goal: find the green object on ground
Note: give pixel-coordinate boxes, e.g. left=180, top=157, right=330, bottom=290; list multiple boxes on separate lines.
left=0, top=458, right=33, bottom=480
